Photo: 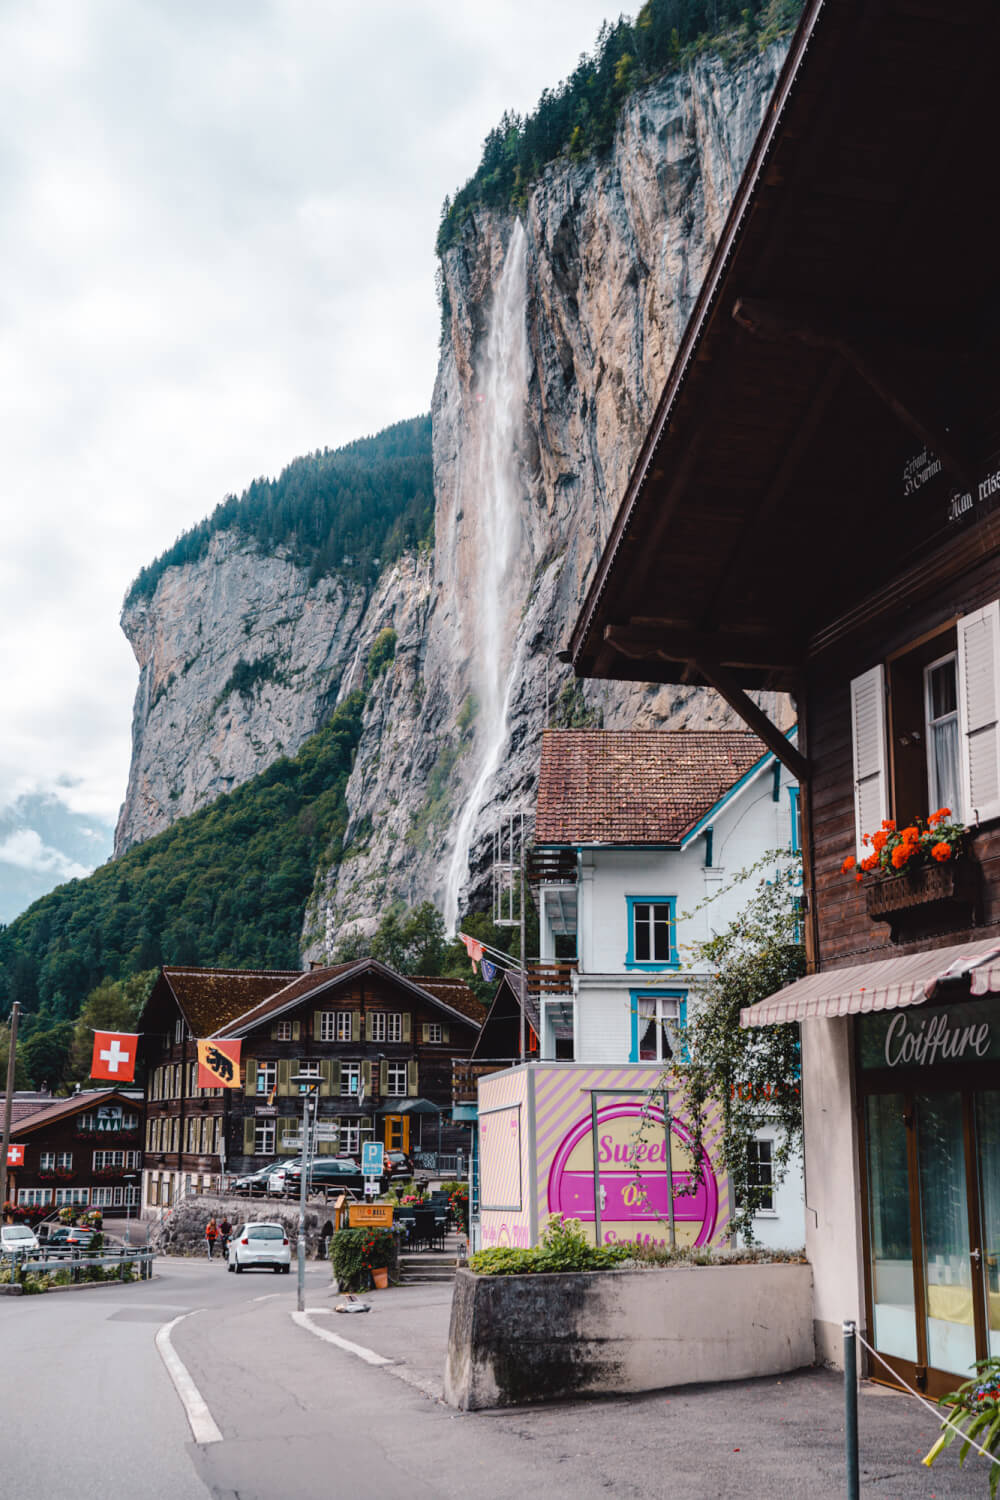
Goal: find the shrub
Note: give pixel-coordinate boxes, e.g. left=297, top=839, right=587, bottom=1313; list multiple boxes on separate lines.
left=469, top=1215, right=631, bottom=1276
left=329, top=1226, right=398, bottom=1291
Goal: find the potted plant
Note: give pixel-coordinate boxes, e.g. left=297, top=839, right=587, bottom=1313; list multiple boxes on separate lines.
left=843, top=809, right=979, bottom=936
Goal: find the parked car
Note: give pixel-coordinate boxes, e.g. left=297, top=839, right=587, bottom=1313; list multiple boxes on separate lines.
left=384, top=1150, right=414, bottom=1177
left=1, top=1224, right=39, bottom=1257
left=272, top=1157, right=383, bottom=1196
left=227, top=1222, right=291, bottom=1274
left=38, top=1225, right=75, bottom=1254
left=232, top=1160, right=288, bottom=1195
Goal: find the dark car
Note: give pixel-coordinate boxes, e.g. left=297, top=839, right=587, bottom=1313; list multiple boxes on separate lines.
left=278, top=1158, right=386, bottom=1196
left=384, top=1150, right=414, bottom=1177
left=232, top=1160, right=288, bottom=1195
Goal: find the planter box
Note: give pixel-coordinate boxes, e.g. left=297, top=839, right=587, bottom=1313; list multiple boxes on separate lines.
left=866, top=856, right=980, bottom=940
left=444, top=1262, right=815, bottom=1410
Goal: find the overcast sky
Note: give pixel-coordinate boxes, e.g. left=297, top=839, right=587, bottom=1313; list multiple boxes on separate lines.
left=0, top=0, right=618, bottom=918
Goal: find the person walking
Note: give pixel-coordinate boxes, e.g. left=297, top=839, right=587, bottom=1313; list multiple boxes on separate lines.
left=205, top=1217, right=219, bottom=1259
left=219, top=1217, right=232, bottom=1260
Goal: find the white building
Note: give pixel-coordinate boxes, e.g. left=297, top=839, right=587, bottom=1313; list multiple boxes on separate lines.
left=531, top=728, right=804, bottom=1248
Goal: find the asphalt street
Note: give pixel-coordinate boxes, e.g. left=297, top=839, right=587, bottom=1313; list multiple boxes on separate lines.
left=0, top=1254, right=987, bottom=1499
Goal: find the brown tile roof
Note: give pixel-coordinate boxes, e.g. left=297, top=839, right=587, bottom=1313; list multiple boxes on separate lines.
left=535, top=730, right=769, bottom=845
left=12, top=1089, right=141, bottom=1136
left=161, top=966, right=301, bottom=1036
left=408, top=977, right=487, bottom=1026
left=215, top=961, right=485, bottom=1038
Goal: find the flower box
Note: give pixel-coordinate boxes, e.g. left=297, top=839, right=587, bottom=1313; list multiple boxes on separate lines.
left=866, top=855, right=980, bottom=938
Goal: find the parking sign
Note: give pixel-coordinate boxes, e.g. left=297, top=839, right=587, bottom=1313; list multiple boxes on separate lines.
left=362, top=1141, right=385, bottom=1177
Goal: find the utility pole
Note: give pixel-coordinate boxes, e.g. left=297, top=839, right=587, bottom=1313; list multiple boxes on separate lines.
left=1, top=1002, right=21, bottom=1219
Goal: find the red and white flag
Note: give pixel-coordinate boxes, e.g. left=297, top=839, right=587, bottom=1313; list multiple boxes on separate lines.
left=90, top=1031, right=138, bottom=1082
left=6, top=1144, right=24, bottom=1167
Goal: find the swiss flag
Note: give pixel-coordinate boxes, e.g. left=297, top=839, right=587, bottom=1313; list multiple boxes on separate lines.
left=90, top=1031, right=138, bottom=1082
left=6, top=1144, right=24, bottom=1167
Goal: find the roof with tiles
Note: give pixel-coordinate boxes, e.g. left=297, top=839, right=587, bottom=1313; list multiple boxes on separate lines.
left=12, top=1089, right=141, bottom=1136
left=535, top=730, right=769, bottom=846
left=160, top=966, right=301, bottom=1036
left=213, top=960, right=485, bottom=1037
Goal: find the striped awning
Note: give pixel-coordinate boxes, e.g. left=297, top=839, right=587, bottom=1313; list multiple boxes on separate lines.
left=740, top=936, right=1000, bottom=1028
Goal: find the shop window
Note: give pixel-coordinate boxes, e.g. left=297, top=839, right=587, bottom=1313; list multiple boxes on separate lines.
left=625, top=897, right=676, bottom=969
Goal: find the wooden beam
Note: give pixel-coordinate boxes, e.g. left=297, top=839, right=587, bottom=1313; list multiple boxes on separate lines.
left=732, top=296, right=974, bottom=489
left=692, top=657, right=810, bottom=783
left=605, top=623, right=800, bottom=673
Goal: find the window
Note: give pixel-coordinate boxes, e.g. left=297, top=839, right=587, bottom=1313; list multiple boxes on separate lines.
left=55, top=1188, right=90, bottom=1206
left=630, top=993, right=684, bottom=1062
left=338, top=1118, right=362, bottom=1155
left=297, top=1061, right=321, bottom=1092
left=626, top=897, right=675, bottom=968
left=371, top=1013, right=402, bottom=1043
left=425, top=1023, right=443, bottom=1044
left=387, top=1063, right=407, bottom=1096
left=254, top=1121, right=275, bottom=1156
left=273, top=1020, right=293, bottom=1041
left=341, top=1062, right=361, bottom=1097
left=256, top=1061, right=277, bottom=1096
left=788, top=786, right=801, bottom=855
left=40, top=1152, right=55, bottom=1171
left=175, top=1018, right=184, bottom=1044
left=852, top=602, right=1000, bottom=854
left=318, top=1011, right=352, bottom=1042
left=736, top=1138, right=775, bottom=1214
left=18, top=1189, right=51, bottom=1206
left=336, top=1012, right=352, bottom=1042
left=94, top=1150, right=127, bottom=1170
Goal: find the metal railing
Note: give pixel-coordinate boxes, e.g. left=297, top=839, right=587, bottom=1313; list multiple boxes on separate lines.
left=3, top=1247, right=154, bottom=1284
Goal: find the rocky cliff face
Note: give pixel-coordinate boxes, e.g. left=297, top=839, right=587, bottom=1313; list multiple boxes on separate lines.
left=116, top=44, right=793, bottom=941
left=309, top=46, right=793, bottom=949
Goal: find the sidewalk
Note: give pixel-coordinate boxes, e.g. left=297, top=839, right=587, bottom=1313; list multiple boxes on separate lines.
left=300, top=1278, right=989, bottom=1497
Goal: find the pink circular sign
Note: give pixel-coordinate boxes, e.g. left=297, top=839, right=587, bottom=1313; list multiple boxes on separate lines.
left=546, top=1101, right=720, bottom=1248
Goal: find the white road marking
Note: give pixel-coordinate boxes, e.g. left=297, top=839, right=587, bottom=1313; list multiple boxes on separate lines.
left=155, top=1311, right=224, bottom=1445
left=292, top=1308, right=394, bottom=1365
left=253, top=1294, right=282, bottom=1302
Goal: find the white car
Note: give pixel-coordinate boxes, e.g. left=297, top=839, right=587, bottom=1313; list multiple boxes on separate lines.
left=227, top=1222, right=291, bottom=1274
left=1, top=1224, right=39, bottom=1258
left=265, top=1158, right=303, bottom=1195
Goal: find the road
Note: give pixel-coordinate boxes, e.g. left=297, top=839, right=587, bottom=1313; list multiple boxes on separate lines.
left=0, top=1254, right=986, bottom=1499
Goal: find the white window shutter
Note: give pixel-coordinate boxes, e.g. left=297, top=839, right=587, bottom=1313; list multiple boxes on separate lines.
left=850, top=665, right=888, bottom=858
left=957, top=601, right=1000, bottom=824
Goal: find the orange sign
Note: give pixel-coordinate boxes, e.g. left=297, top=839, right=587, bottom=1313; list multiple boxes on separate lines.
left=348, top=1204, right=394, bottom=1228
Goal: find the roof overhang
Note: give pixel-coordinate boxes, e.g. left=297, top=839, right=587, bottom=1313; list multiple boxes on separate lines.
left=568, top=0, right=1000, bottom=697
left=741, top=937, right=1000, bottom=1027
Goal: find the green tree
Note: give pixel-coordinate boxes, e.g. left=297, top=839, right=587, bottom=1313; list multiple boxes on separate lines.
left=668, top=859, right=804, bottom=1243
left=67, top=974, right=155, bottom=1084
left=21, top=1022, right=75, bottom=1092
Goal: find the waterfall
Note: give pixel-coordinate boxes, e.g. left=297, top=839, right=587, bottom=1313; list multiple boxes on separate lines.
left=443, top=221, right=529, bottom=932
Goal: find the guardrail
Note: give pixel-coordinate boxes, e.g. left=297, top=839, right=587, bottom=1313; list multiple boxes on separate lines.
left=4, top=1248, right=154, bottom=1284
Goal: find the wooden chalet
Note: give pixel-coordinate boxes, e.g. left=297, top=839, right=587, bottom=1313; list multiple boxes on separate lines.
left=139, top=961, right=483, bottom=1210
left=6, top=1089, right=143, bottom=1221
left=567, top=0, right=1000, bottom=1394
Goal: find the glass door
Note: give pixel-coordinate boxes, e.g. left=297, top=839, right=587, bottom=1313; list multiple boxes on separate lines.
left=975, top=1091, right=1000, bottom=1358
left=865, top=1094, right=918, bottom=1363
left=915, top=1091, right=978, bottom=1377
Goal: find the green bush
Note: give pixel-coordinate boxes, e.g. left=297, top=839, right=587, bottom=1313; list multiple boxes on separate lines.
left=329, top=1226, right=398, bottom=1291
left=469, top=1215, right=631, bottom=1276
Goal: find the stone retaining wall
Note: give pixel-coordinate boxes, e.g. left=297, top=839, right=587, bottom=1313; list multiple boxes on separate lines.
left=444, top=1263, right=815, bottom=1410
left=148, top=1194, right=330, bottom=1258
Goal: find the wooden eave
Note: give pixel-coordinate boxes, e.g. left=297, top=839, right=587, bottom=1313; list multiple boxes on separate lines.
left=568, top=0, right=1000, bottom=694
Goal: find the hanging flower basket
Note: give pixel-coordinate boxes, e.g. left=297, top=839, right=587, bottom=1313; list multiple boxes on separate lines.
left=843, top=810, right=980, bottom=938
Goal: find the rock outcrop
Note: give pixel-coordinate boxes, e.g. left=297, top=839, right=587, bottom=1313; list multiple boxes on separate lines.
left=116, top=45, right=794, bottom=941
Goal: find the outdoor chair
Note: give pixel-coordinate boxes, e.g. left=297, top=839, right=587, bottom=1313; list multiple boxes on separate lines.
left=411, top=1207, right=444, bottom=1251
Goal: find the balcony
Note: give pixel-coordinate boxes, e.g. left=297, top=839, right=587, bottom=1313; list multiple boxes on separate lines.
left=525, top=961, right=577, bottom=998
left=452, top=1059, right=519, bottom=1106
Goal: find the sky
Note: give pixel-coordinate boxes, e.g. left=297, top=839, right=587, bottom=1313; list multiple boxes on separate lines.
left=0, top=0, right=619, bottom=922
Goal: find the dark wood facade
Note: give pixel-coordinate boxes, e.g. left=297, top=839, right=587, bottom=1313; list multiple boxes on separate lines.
left=7, top=1090, right=143, bottom=1220
left=139, top=962, right=483, bottom=1208
left=565, top=0, right=1000, bottom=1397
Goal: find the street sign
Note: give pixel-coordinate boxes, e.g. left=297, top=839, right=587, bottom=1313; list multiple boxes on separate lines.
left=313, top=1124, right=339, bottom=1141
left=362, top=1141, right=385, bottom=1177
left=363, top=1178, right=379, bottom=1199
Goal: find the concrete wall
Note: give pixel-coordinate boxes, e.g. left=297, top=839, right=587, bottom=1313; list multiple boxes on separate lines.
left=444, top=1262, right=815, bottom=1409
left=801, top=1017, right=865, bottom=1366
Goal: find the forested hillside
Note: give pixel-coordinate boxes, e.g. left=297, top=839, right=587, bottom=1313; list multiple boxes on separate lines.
left=126, top=414, right=433, bottom=606
left=437, top=0, right=800, bottom=251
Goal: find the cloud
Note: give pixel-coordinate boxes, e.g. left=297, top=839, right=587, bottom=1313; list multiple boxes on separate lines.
left=0, top=829, right=90, bottom=881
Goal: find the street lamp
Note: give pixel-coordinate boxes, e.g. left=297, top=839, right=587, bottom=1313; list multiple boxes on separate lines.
left=290, top=1074, right=320, bottom=1313
left=122, top=1173, right=137, bottom=1246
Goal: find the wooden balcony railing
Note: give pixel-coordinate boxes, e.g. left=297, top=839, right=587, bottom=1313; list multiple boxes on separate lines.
left=525, top=962, right=577, bottom=997
left=527, top=847, right=578, bottom=886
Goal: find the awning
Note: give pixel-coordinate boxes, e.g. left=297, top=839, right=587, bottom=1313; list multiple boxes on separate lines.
left=740, top=936, right=1000, bottom=1028
left=374, top=1097, right=442, bottom=1116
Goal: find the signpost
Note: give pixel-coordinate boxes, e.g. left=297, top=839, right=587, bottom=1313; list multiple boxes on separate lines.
left=362, top=1141, right=384, bottom=1177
